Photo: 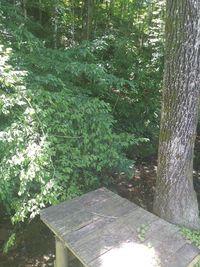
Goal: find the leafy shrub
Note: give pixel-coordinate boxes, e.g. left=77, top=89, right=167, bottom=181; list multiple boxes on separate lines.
left=0, top=3, right=141, bottom=227
left=181, top=227, right=200, bottom=249
left=0, top=0, right=164, bottom=248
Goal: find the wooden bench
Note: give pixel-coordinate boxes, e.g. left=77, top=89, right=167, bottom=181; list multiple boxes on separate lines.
left=40, top=187, right=200, bottom=267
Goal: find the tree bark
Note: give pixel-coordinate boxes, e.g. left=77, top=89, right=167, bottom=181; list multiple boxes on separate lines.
left=153, top=0, right=200, bottom=229
left=39, top=0, right=42, bottom=24
left=53, top=6, right=58, bottom=49
left=22, top=0, right=27, bottom=18
left=70, top=0, right=75, bottom=42
left=109, top=0, right=115, bottom=19
left=86, top=0, right=94, bottom=40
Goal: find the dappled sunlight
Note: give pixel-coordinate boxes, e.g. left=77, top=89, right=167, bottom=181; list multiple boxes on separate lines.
left=0, top=42, right=56, bottom=223
left=98, top=242, right=160, bottom=267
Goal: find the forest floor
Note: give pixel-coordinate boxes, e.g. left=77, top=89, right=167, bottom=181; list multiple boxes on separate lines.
left=0, top=160, right=194, bottom=267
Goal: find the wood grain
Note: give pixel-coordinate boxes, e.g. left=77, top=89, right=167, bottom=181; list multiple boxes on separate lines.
left=40, top=187, right=200, bottom=267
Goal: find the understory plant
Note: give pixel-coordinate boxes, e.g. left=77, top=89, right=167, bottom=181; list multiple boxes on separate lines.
left=0, top=2, right=141, bottom=233
left=0, top=0, right=164, bottom=251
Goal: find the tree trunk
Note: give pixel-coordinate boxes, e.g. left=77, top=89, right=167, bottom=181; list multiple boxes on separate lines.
left=22, top=0, right=27, bottom=18
left=86, top=0, right=94, bottom=40
left=39, top=0, right=42, bottom=24
left=153, top=0, right=200, bottom=230
left=53, top=7, right=58, bottom=49
left=72, top=0, right=75, bottom=42
left=109, top=0, right=115, bottom=19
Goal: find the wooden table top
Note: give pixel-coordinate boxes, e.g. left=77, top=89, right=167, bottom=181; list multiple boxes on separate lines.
left=40, top=187, right=200, bottom=267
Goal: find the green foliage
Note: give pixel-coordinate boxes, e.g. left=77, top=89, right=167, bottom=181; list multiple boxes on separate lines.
left=3, top=233, right=16, bottom=254
left=0, top=2, right=142, bottom=229
left=137, top=224, right=149, bottom=242
left=0, top=1, right=43, bottom=51
left=79, top=34, right=163, bottom=157
left=181, top=228, right=200, bottom=267
left=0, top=0, right=165, bottom=252
left=181, top=227, right=200, bottom=249
left=0, top=42, right=137, bottom=224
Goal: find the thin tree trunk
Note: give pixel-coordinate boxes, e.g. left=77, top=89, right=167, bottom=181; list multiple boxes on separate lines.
left=81, top=0, right=85, bottom=40
left=93, top=0, right=99, bottom=38
left=86, top=0, right=94, bottom=40
left=22, top=0, right=27, bottom=18
left=109, top=0, right=115, bottom=19
left=39, top=0, right=42, bottom=24
left=120, top=1, right=124, bottom=21
left=153, top=0, right=200, bottom=229
left=53, top=7, right=58, bottom=49
left=72, top=0, right=75, bottom=42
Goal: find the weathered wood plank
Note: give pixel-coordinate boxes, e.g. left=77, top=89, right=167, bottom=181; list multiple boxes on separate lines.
left=188, top=255, right=200, bottom=267
left=142, top=219, right=187, bottom=263
left=42, top=189, right=139, bottom=238
left=63, top=196, right=139, bottom=246
left=89, top=241, right=161, bottom=267
left=72, top=219, right=139, bottom=265
left=58, top=196, right=140, bottom=265
left=40, top=188, right=118, bottom=238
left=40, top=187, right=115, bottom=224
left=164, top=243, right=200, bottom=267
left=40, top=187, right=200, bottom=267
left=67, top=208, right=159, bottom=265
left=85, top=212, right=193, bottom=267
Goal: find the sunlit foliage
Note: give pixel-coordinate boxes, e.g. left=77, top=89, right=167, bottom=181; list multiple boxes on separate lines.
left=0, top=0, right=165, bottom=249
